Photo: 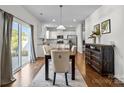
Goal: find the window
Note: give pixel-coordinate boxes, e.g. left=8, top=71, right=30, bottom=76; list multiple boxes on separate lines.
left=11, top=18, right=31, bottom=72
left=11, top=21, right=19, bottom=71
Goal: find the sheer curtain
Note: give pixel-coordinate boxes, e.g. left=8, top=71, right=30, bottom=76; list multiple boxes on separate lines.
left=1, top=12, right=15, bottom=85
left=30, top=25, right=36, bottom=62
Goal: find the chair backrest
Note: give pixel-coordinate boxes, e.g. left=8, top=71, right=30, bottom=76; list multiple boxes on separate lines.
left=71, top=45, right=77, bottom=54
left=51, top=50, right=70, bottom=73
left=43, top=45, right=51, bottom=55
left=43, top=45, right=47, bottom=55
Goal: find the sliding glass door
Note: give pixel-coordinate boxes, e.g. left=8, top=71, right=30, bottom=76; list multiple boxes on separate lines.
left=21, top=25, right=31, bottom=66
left=11, top=21, right=20, bottom=71
left=11, top=18, right=31, bottom=72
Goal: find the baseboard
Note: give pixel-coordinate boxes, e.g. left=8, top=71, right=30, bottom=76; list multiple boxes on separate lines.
left=114, top=75, right=124, bottom=83
left=77, top=51, right=83, bottom=55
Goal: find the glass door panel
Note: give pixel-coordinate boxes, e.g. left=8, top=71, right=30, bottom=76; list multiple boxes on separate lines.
left=21, top=25, right=31, bottom=66
left=11, top=21, right=19, bottom=72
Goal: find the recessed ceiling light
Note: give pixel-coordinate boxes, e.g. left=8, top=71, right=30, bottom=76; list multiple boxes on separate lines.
left=73, top=19, right=76, bottom=22
left=52, top=19, right=56, bottom=22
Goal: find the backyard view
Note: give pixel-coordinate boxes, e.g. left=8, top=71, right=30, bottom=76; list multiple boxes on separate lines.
left=11, top=21, right=31, bottom=72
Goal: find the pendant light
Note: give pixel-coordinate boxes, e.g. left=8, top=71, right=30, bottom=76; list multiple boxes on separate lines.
left=56, top=5, right=66, bottom=30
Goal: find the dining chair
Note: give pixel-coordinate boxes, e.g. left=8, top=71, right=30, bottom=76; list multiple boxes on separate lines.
left=43, top=45, right=52, bottom=55
left=71, top=45, right=77, bottom=54
left=51, top=50, right=70, bottom=86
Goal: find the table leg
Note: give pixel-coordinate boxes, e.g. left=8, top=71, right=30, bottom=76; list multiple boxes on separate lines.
left=45, top=56, right=49, bottom=80
left=72, top=56, right=75, bottom=80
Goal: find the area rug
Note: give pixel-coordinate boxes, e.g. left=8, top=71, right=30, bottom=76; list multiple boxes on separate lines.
left=30, top=62, right=87, bottom=87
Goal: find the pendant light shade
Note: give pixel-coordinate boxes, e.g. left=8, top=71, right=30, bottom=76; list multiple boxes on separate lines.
left=56, top=5, right=66, bottom=30
left=56, top=25, right=66, bottom=30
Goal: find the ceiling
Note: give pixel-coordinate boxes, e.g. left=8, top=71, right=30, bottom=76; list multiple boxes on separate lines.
left=23, top=5, right=101, bottom=27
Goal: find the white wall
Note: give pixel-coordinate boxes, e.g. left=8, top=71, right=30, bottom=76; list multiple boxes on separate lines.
left=36, top=24, right=44, bottom=57
left=85, top=5, right=124, bottom=82
left=0, top=5, right=42, bottom=57
left=76, top=24, right=83, bottom=53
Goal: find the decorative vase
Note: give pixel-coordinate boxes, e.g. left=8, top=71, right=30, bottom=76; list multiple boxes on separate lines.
left=96, top=35, right=101, bottom=44
left=93, top=37, right=96, bottom=43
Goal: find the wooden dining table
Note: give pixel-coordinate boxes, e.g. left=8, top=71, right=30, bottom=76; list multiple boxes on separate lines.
left=44, top=48, right=75, bottom=80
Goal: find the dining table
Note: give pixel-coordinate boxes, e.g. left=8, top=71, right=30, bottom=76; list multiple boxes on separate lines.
left=44, top=48, right=75, bottom=80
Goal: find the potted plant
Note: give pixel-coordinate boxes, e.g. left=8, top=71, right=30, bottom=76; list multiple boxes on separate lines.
left=88, top=30, right=100, bottom=43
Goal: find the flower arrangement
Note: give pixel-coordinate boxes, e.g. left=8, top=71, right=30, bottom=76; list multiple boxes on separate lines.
left=88, top=31, right=100, bottom=38
left=88, top=30, right=100, bottom=43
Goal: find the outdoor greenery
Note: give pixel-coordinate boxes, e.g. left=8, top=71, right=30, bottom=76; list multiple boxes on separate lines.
left=11, top=29, right=27, bottom=56
left=11, top=29, right=18, bottom=51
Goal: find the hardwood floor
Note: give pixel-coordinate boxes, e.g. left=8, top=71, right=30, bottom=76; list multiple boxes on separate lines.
left=3, top=53, right=124, bottom=87
left=3, top=58, right=44, bottom=87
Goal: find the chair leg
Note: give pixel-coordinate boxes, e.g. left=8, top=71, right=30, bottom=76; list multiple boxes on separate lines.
left=53, top=72, right=56, bottom=85
left=65, top=72, right=69, bottom=86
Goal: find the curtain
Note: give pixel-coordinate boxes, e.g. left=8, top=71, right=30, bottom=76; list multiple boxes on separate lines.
left=0, top=10, right=4, bottom=87
left=30, top=25, right=36, bottom=62
left=1, top=12, right=15, bottom=85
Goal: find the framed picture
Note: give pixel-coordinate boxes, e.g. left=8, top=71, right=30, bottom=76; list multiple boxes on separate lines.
left=94, top=24, right=100, bottom=35
left=101, top=19, right=111, bottom=34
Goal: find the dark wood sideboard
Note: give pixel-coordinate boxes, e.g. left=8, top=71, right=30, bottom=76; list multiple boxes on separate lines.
left=85, top=43, right=114, bottom=76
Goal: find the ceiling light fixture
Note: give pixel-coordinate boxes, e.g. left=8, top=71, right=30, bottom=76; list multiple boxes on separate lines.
left=52, top=19, right=56, bottom=22
left=56, top=5, right=66, bottom=30
left=73, top=19, right=76, bottom=22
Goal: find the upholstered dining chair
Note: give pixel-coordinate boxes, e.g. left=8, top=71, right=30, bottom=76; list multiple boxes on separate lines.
left=51, top=50, right=70, bottom=86
left=43, top=45, right=52, bottom=55
left=71, top=45, right=77, bottom=54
